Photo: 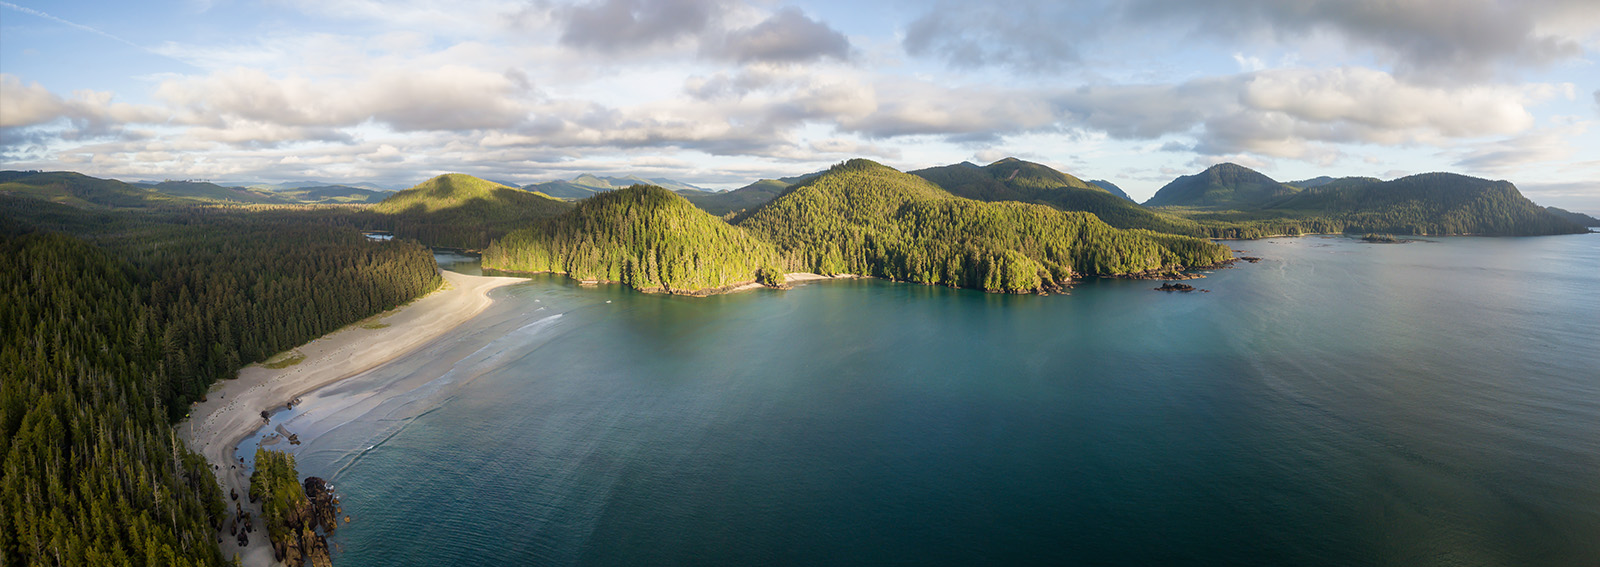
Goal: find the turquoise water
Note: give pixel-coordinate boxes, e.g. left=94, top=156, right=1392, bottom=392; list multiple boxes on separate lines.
left=283, top=234, right=1600, bottom=566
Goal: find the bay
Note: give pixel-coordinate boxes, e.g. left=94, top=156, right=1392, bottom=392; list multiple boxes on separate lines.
left=279, top=234, right=1600, bottom=566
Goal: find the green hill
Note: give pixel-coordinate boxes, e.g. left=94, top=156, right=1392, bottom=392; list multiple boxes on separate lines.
left=1088, top=179, right=1134, bottom=201
left=483, top=185, right=782, bottom=293
left=736, top=159, right=1231, bottom=293
left=911, top=159, right=1205, bottom=236
left=0, top=171, right=195, bottom=208
left=1174, top=172, right=1586, bottom=237
left=1266, top=173, right=1586, bottom=235
left=369, top=173, right=571, bottom=249
left=1144, top=163, right=1300, bottom=209
left=1544, top=206, right=1600, bottom=227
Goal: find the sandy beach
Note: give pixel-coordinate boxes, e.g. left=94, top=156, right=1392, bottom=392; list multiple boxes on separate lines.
left=725, top=271, right=858, bottom=293
left=176, top=270, right=524, bottom=566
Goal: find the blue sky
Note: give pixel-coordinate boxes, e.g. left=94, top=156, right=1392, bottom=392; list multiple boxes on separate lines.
left=2, top=0, right=1598, bottom=211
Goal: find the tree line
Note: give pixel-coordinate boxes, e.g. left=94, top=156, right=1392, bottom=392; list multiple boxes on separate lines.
left=1, top=197, right=441, bottom=566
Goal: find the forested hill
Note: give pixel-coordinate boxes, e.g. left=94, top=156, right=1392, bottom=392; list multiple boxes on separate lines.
left=1143, top=163, right=1301, bottom=209
left=910, top=158, right=1205, bottom=237
left=1261, top=173, right=1588, bottom=236
left=1145, top=165, right=1586, bottom=237
left=0, top=198, right=442, bottom=565
left=483, top=185, right=783, bottom=294
left=1545, top=206, right=1600, bottom=227
left=368, top=173, right=571, bottom=249
left=736, top=159, right=1232, bottom=293
left=0, top=170, right=201, bottom=208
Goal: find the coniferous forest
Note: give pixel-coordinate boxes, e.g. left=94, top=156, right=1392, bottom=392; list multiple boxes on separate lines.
left=483, top=185, right=783, bottom=293
left=0, top=196, right=440, bottom=566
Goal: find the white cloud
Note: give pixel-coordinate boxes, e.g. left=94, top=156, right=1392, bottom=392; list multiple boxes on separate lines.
left=153, top=65, right=533, bottom=134
left=0, top=74, right=166, bottom=133
left=1455, top=121, right=1592, bottom=173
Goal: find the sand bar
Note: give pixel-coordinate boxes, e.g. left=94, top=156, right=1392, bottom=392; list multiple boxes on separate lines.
left=175, top=270, right=523, bottom=566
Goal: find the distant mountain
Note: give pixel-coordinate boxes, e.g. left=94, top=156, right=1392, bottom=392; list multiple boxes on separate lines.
left=483, top=185, right=781, bottom=293
left=911, top=158, right=1203, bottom=236
left=1144, top=163, right=1301, bottom=209
left=274, top=185, right=389, bottom=204
left=1287, top=176, right=1337, bottom=189
left=735, top=159, right=1231, bottom=292
left=141, top=181, right=296, bottom=205
left=371, top=174, right=572, bottom=249
left=245, top=180, right=396, bottom=191
left=1545, top=206, right=1600, bottom=227
left=1171, top=170, right=1587, bottom=237
left=525, top=174, right=705, bottom=200
left=1087, top=179, right=1133, bottom=201
left=1287, top=176, right=1383, bottom=192
left=679, top=170, right=825, bottom=217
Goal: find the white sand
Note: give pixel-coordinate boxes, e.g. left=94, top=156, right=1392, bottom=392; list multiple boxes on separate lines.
left=175, top=270, right=523, bottom=566
left=724, top=272, right=859, bottom=293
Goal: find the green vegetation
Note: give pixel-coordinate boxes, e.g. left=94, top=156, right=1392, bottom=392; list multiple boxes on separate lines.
left=484, top=185, right=781, bottom=293
left=139, top=181, right=295, bottom=205
left=0, top=170, right=199, bottom=208
left=268, top=185, right=390, bottom=204
left=736, top=159, right=1232, bottom=292
left=1361, top=233, right=1399, bottom=243
left=249, top=449, right=308, bottom=555
left=367, top=173, right=571, bottom=249
left=0, top=196, right=442, bottom=566
left=912, top=159, right=1206, bottom=236
left=262, top=351, right=308, bottom=369
left=249, top=450, right=334, bottom=566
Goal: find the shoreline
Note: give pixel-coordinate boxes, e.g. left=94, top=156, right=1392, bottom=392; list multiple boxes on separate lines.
left=176, top=270, right=524, bottom=566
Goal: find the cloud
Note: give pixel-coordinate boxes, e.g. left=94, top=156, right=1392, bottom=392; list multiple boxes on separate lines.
left=1455, top=122, right=1590, bottom=173
left=1594, top=89, right=1600, bottom=116
left=1124, top=0, right=1600, bottom=81
left=154, top=66, right=532, bottom=135
left=0, top=74, right=166, bottom=133
left=707, top=7, right=850, bottom=63
left=557, top=0, right=724, bottom=53
left=902, top=0, right=1093, bottom=70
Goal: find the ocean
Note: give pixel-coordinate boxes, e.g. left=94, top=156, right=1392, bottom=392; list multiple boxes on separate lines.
left=266, top=234, right=1600, bottom=566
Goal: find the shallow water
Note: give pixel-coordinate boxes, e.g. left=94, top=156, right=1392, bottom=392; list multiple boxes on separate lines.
left=273, top=234, right=1600, bottom=566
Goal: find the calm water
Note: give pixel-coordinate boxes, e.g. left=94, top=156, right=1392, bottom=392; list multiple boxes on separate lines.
left=278, top=234, right=1600, bottom=566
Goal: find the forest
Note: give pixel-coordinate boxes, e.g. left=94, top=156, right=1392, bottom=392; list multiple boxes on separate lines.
left=0, top=196, right=441, bottom=566
left=0, top=157, right=1590, bottom=566
left=483, top=185, right=783, bottom=293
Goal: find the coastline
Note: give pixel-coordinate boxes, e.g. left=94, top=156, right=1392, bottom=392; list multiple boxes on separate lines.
left=176, top=270, right=524, bottom=566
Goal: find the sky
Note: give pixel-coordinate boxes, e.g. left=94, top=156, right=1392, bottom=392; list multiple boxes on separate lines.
left=2, top=0, right=1598, bottom=211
